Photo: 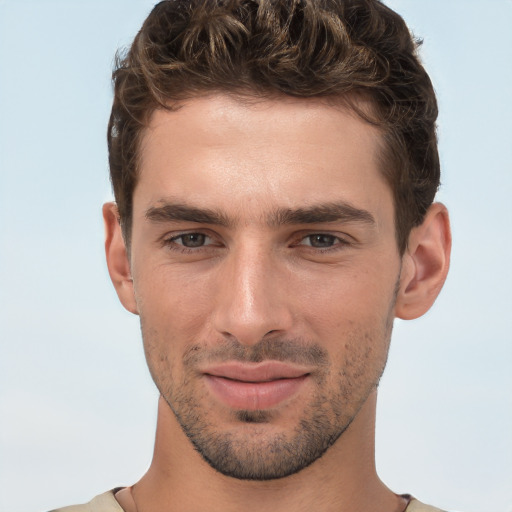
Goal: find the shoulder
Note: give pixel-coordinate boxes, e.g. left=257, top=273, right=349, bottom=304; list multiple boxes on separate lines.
left=406, top=498, right=448, bottom=512
left=49, top=490, right=124, bottom=512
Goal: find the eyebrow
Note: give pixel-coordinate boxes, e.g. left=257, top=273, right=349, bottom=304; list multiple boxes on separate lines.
left=145, top=203, right=232, bottom=227
left=145, top=200, right=375, bottom=228
left=268, top=202, right=375, bottom=227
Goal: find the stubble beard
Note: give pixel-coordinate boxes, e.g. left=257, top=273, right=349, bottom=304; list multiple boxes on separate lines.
left=145, top=320, right=394, bottom=481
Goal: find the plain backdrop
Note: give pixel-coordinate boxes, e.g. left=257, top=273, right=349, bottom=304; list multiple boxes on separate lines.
left=0, top=1, right=511, bottom=511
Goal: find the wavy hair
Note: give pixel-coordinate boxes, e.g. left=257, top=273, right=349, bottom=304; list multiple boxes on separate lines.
left=108, top=0, right=439, bottom=253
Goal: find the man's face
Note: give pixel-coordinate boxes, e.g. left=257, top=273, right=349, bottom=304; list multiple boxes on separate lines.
left=129, top=94, right=402, bottom=479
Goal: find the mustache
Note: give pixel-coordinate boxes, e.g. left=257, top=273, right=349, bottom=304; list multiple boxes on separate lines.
left=183, top=337, right=329, bottom=368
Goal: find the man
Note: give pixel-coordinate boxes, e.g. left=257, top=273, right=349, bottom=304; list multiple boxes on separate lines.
left=52, top=0, right=451, bottom=510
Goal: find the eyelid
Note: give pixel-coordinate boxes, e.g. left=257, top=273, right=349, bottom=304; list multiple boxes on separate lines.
left=296, top=230, right=353, bottom=243
left=289, top=231, right=355, bottom=256
left=159, top=228, right=224, bottom=252
left=159, top=229, right=354, bottom=252
left=161, top=228, right=213, bottom=240
left=170, top=232, right=211, bottom=245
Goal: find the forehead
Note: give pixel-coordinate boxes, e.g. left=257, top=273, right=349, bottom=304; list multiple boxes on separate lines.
left=135, top=94, right=391, bottom=222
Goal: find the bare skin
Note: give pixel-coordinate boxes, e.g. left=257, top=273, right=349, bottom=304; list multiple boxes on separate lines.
left=105, top=94, right=451, bottom=512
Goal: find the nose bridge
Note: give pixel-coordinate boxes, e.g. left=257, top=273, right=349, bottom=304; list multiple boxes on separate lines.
left=213, top=237, right=292, bottom=345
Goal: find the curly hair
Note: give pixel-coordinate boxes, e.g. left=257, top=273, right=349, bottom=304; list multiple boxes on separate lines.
left=108, top=0, right=439, bottom=254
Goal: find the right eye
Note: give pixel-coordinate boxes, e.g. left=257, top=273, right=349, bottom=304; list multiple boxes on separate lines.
left=170, top=233, right=210, bottom=248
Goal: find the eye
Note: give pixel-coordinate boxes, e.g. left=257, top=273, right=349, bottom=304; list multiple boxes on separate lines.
left=301, top=234, right=342, bottom=248
left=171, top=233, right=210, bottom=248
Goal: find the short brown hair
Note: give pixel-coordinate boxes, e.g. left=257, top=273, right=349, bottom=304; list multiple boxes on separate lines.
left=108, top=0, right=439, bottom=254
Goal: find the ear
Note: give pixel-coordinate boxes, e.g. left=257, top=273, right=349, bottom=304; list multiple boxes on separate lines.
left=103, top=202, right=139, bottom=315
left=395, top=202, right=451, bottom=320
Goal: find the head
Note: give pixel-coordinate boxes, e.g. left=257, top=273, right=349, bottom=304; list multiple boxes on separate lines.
left=108, top=0, right=440, bottom=255
left=104, top=0, right=450, bottom=482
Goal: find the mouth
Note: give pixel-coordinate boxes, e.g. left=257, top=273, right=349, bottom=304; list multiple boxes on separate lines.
left=202, top=361, right=310, bottom=411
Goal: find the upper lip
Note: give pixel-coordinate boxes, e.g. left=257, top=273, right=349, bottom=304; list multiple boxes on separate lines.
left=203, top=361, right=311, bottom=382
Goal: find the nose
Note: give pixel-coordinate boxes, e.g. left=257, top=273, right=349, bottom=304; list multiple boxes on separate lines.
left=212, top=243, right=294, bottom=346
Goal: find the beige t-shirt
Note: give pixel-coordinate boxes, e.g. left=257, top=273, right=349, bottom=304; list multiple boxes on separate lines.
left=49, top=489, right=447, bottom=512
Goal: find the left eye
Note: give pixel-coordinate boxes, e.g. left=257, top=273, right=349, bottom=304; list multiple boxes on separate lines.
left=301, top=234, right=341, bottom=248
left=172, top=233, right=210, bottom=248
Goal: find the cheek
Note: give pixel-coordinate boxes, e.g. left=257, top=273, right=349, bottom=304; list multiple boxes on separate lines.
left=134, top=262, right=214, bottom=335
left=297, top=263, right=397, bottom=332
left=296, top=263, right=397, bottom=379
left=340, top=328, right=390, bottom=377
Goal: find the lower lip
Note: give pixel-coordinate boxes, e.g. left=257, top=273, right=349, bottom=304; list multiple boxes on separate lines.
left=204, top=375, right=308, bottom=410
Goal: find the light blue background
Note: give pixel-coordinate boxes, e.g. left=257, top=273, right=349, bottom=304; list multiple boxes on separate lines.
left=0, top=1, right=511, bottom=511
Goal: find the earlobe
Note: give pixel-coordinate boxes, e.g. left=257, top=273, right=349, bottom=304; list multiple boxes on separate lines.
left=395, top=203, right=451, bottom=320
left=103, top=202, right=139, bottom=315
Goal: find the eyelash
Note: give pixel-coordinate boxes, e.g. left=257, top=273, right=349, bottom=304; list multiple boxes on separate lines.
left=162, top=232, right=217, bottom=254
left=161, top=231, right=352, bottom=254
left=296, top=233, right=350, bottom=252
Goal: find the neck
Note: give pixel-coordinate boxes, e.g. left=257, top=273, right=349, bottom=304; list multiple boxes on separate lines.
left=130, top=392, right=405, bottom=512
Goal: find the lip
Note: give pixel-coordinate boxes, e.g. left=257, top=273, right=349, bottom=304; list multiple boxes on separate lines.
left=203, top=361, right=310, bottom=410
